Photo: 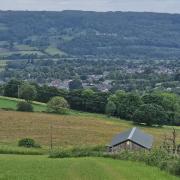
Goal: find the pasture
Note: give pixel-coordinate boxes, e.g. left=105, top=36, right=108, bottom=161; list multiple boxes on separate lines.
left=0, top=155, right=178, bottom=180
left=0, top=96, right=179, bottom=149
left=45, top=46, right=66, bottom=56
left=0, top=110, right=179, bottom=149
left=0, top=60, right=6, bottom=72
left=0, top=97, right=179, bottom=179
left=0, top=50, right=45, bottom=57
left=0, top=96, right=47, bottom=112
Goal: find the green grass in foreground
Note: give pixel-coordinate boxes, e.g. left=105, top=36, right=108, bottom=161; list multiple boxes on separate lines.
left=0, top=96, right=47, bottom=112
left=0, top=155, right=178, bottom=180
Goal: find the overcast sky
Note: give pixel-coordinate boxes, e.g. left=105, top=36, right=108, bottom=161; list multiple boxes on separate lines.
left=1, top=0, right=180, bottom=13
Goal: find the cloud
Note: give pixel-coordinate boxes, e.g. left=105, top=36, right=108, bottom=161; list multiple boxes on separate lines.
left=0, top=0, right=180, bottom=13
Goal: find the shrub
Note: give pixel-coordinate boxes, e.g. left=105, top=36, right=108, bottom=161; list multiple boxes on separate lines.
left=102, top=149, right=180, bottom=177
left=49, top=146, right=105, bottom=158
left=47, top=96, right=69, bottom=114
left=17, top=101, right=33, bottom=112
left=18, top=138, right=37, bottom=148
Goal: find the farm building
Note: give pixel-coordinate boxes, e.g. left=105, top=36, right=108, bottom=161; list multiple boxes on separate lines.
left=108, top=127, right=153, bottom=152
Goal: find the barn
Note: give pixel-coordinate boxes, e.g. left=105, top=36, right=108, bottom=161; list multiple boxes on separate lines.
left=107, top=127, right=153, bottom=152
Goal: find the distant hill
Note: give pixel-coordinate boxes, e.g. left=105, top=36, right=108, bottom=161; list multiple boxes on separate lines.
left=1, top=11, right=180, bottom=60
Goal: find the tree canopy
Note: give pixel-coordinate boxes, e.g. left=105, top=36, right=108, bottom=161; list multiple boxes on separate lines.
left=19, top=83, right=37, bottom=102
left=133, top=104, right=167, bottom=126
left=47, top=96, right=69, bottom=114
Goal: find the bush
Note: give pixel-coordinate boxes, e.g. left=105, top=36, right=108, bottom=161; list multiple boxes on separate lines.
left=47, top=96, right=69, bottom=114
left=17, top=101, right=33, bottom=112
left=18, top=138, right=38, bottom=148
left=49, top=146, right=105, bottom=158
left=102, top=149, right=180, bottom=177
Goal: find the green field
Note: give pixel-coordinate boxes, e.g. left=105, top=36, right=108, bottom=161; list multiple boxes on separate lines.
left=0, top=96, right=180, bottom=150
left=45, top=46, right=66, bottom=56
left=0, top=155, right=178, bottom=180
left=15, top=44, right=38, bottom=51
left=0, top=96, right=47, bottom=112
left=0, top=60, right=7, bottom=67
left=0, top=60, right=7, bottom=71
left=0, top=50, right=45, bottom=57
left=0, top=96, right=179, bottom=179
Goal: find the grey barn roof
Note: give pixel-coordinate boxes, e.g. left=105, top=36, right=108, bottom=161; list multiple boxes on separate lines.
left=109, top=127, right=153, bottom=149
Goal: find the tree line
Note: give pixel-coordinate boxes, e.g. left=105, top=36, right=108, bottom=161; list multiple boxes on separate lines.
left=1, top=79, right=179, bottom=126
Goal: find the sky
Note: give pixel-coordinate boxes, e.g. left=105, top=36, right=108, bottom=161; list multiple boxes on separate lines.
left=1, top=0, right=180, bottom=14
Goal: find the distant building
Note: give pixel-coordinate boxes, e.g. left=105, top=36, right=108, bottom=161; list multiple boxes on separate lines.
left=49, top=80, right=71, bottom=90
left=107, top=127, right=153, bottom=152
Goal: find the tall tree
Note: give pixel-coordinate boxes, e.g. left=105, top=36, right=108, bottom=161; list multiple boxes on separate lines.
left=105, top=101, right=116, bottom=117
left=133, top=104, right=167, bottom=126
left=19, top=83, right=37, bottom=102
left=4, top=79, right=22, bottom=98
left=116, top=92, right=142, bottom=120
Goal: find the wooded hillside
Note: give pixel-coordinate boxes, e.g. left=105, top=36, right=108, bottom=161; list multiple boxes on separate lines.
left=1, top=11, right=180, bottom=59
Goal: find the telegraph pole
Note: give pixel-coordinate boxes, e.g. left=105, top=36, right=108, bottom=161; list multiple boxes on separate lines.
left=50, top=121, right=53, bottom=151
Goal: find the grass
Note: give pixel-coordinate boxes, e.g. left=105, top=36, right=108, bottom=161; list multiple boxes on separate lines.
left=15, top=44, right=38, bottom=51
left=0, top=145, right=44, bottom=155
left=0, top=155, right=178, bottom=180
left=0, top=50, right=45, bottom=57
left=0, top=96, right=179, bottom=149
left=0, top=110, right=179, bottom=149
left=0, top=96, right=47, bottom=112
left=0, top=60, right=7, bottom=71
left=45, top=46, right=66, bottom=56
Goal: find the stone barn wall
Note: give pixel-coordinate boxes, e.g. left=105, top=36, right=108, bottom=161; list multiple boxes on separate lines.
left=109, top=140, right=145, bottom=152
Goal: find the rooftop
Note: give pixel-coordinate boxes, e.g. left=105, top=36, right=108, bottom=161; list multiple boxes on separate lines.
left=109, top=127, right=153, bottom=149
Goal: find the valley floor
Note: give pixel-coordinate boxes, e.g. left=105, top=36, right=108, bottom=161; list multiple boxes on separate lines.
left=0, top=155, right=178, bottom=180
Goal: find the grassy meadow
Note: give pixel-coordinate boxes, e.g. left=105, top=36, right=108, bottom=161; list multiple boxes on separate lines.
left=0, top=155, right=178, bottom=180
left=0, top=96, right=47, bottom=112
left=0, top=97, right=179, bottom=179
left=0, top=96, right=180, bottom=150
left=0, top=60, right=7, bottom=72
left=0, top=50, right=45, bottom=57
left=0, top=110, right=179, bottom=149
left=45, top=46, right=66, bottom=56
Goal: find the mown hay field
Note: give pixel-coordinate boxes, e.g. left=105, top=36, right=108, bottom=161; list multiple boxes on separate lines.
left=0, top=155, right=178, bottom=180
left=0, top=110, right=179, bottom=149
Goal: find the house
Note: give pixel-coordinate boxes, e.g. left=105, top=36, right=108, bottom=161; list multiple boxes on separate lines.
left=107, top=127, right=153, bottom=152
